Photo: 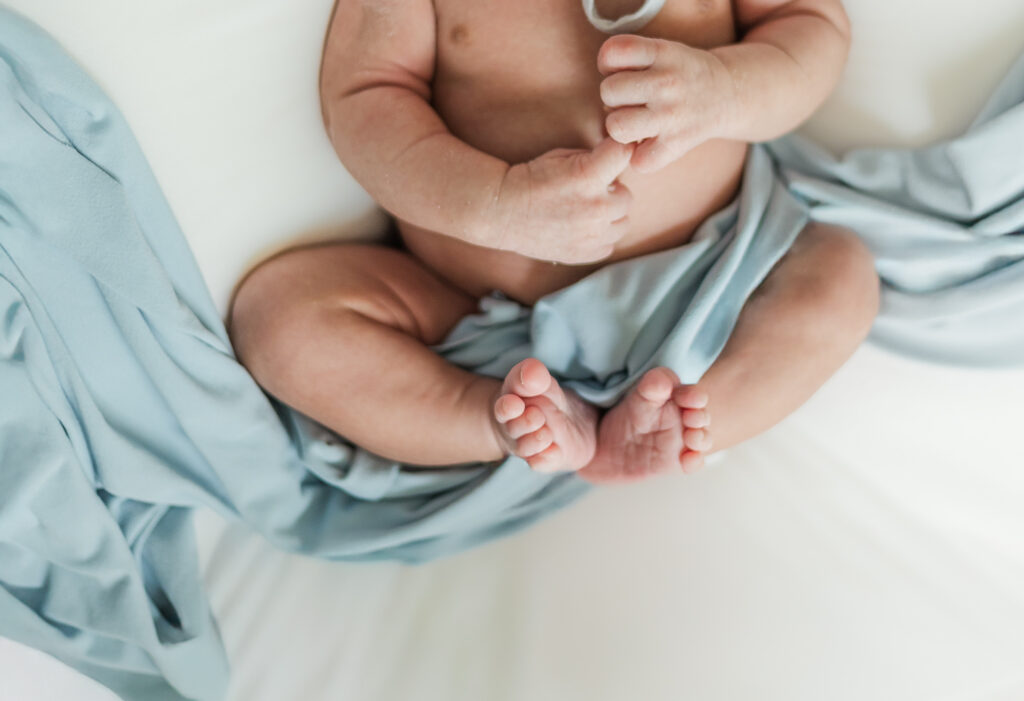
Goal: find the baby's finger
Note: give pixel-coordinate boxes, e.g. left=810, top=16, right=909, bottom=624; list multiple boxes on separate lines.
left=606, top=106, right=660, bottom=145
left=631, top=136, right=675, bottom=174
left=543, top=147, right=589, bottom=159
left=607, top=215, right=630, bottom=243
left=599, top=70, right=652, bottom=108
left=580, top=137, right=635, bottom=186
left=598, top=34, right=661, bottom=75
left=604, top=180, right=633, bottom=221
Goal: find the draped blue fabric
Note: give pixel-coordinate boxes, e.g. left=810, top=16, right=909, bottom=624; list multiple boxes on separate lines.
left=767, top=61, right=1024, bottom=365
left=1, top=6, right=1021, bottom=700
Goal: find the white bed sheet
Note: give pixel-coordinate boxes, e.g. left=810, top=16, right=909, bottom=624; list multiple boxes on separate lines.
left=2, top=1, right=1024, bottom=700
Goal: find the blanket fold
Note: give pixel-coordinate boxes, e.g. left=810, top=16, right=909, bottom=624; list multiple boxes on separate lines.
left=766, top=55, right=1024, bottom=365
left=1, top=6, right=1022, bottom=700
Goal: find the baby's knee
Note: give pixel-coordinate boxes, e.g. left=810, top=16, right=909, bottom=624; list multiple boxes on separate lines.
left=229, top=245, right=427, bottom=376
left=229, top=252, right=314, bottom=375
left=795, top=224, right=880, bottom=333
left=229, top=249, right=349, bottom=366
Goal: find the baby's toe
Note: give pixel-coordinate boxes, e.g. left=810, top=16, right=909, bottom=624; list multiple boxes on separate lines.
left=672, top=385, right=709, bottom=410
left=504, top=358, right=553, bottom=398
left=494, top=393, right=527, bottom=423
left=526, top=444, right=564, bottom=472
left=516, top=426, right=554, bottom=457
left=679, top=450, right=705, bottom=474
left=681, top=408, right=709, bottom=429
left=504, top=405, right=546, bottom=439
left=636, top=367, right=678, bottom=404
left=683, top=427, right=711, bottom=452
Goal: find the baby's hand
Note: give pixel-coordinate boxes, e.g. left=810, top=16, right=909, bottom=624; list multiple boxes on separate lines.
left=598, top=34, right=736, bottom=173
left=490, top=138, right=634, bottom=265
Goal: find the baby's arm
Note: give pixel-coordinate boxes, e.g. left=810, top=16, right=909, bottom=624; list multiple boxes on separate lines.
left=321, top=0, right=633, bottom=264
left=597, top=0, right=850, bottom=172
left=714, top=0, right=850, bottom=139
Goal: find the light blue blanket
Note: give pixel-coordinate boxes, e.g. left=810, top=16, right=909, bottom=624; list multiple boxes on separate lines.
left=1, top=7, right=1022, bottom=701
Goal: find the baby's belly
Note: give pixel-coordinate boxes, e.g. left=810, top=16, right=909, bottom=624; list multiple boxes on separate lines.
left=400, top=0, right=747, bottom=304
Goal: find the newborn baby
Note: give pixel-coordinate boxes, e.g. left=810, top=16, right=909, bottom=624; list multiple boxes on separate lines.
left=230, top=0, right=879, bottom=482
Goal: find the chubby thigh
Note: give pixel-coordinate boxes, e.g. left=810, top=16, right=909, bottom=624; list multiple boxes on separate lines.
left=229, top=243, right=508, bottom=465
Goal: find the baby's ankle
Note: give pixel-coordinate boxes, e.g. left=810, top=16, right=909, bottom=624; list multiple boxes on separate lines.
left=467, top=375, right=510, bottom=462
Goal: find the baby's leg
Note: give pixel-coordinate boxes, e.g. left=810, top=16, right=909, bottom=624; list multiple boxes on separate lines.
left=229, top=244, right=597, bottom=469
left=581, top=222, right=879, bottom=482
left=692, top=223, right=880, bottom=452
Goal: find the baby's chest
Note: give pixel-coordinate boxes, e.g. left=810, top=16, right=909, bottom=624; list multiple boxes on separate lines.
left=434, top=0, right=737, bottom=77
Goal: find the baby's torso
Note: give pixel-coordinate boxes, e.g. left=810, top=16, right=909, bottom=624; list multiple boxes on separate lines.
left=400, top=0, right=748, bottom=304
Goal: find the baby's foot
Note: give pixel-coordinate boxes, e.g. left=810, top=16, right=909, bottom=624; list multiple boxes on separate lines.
left=492, top=358, right=599, bottom=472
left=578, top=367, right=711, bottom=484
